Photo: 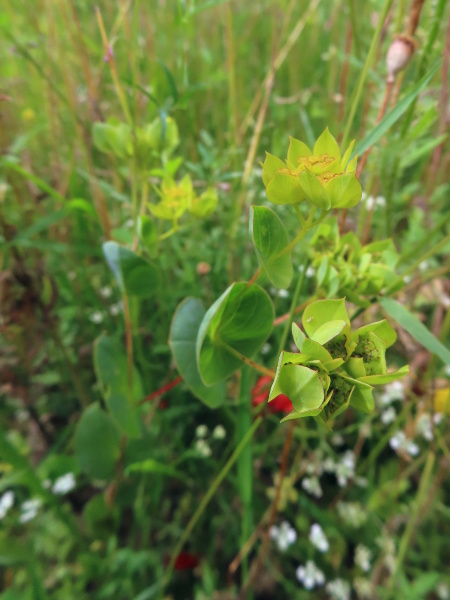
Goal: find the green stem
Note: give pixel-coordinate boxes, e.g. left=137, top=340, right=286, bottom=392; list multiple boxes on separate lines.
left=341, top=0, right=394, bottom=149
left=387, top=451, right=436, bottom=595
left=402, top=233, right=450, bottom=276
left=237, top=366, right=255, bottom=589
left=163, top=417, right=263, bottom=590
left=276, top=259, right=306, bottom=356
left=222, top=344, right=275, bottom=378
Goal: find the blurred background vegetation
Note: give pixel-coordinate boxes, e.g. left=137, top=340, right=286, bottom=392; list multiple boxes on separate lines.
left=0, top=0, right=449, bottom=599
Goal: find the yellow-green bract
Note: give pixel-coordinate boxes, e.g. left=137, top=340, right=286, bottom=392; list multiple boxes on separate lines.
left=262, top=128, right=362, bottom=210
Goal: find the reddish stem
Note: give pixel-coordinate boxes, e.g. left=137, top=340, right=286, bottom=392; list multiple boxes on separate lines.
left=139, top=375, right=183, bottom=405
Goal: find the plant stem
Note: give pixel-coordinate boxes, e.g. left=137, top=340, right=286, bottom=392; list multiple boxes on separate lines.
left=163, top=417, right=263, bottom=591
left=123, top=293, right=134, bottom=392
left=236, top=366, right=255, bottom=589
left=341, top=0, right=394, bottom=149
left=387, top=450, right=435, bottom=595
left=276, top=260, right=306, bottom=356
left=223, top=344, right=276, bottom=378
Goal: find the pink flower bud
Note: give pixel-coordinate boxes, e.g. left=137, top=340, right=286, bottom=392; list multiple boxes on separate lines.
left=386, top=35, right=416, bottom=81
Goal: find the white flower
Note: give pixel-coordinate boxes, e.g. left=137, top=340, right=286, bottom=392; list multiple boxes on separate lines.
left=331, top=434, right=344, bottom=446
left=437, top=582, right=450, bottom=600
left=378, top=380, right=404, bottom=406
left=195, top=424, right=208, bottom=438
left=323, top=457, right=336, bottom=473
left=389, top=431, right=419, bottom=456
left=416, top=413, right=433, bottom=441
left=376, top=534, right=396, bottom=572
left=110, top=303, right=122, bottom=316
left=90, top=311, right=103, bottom=324
left=336, top=451, right=355, bottom=487
left=269, top=521, right=297, bottom=551
left=212, top=425, right=226, bottom=440
left=309, top=523, right=329, bottom=553
left=100, top=286, right=112, bottom=298
left=355, top=545, right=372, bottom=572
left=336, top=501, right=368, bottom=528
left=354, top=578, right=372, bottom=599
left=261, top=343, right=271, bottom=355
left=194, top=439, right=211, bottom=458
left=306, top=266, right=316, bottom=278
left=0, top=491, right=14, bottom=519
left=434, top=413, right=443, bottom=425
left=278, top=289, right=289, bottom=299
left=419, top=260, right=430, bottom=272
left=52, top=473, right=76, bottom=495
left=326, top=578, right=351, bottom=600
left=381, top=406, right=397, bottom=425
left=19, top=498, right=42, bottom=523
left=301, top=476, right=323, bottom=498
left=296, top=560, right=325, bottom=590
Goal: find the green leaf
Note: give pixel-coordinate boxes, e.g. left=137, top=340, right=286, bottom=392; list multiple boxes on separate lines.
left=297, top=169, right=331, bottom=210
left=125, top=459, right=188, bottom=481
left=325, top=173, right=362, bottom=208
left=309, top=320, right=347, bottom=345
left=313, top=127, right=341, bottom=161
left=269, top=364, right=325, bottom=413
left=196, top=283, right=274, bottom=385
left=262, top=152, right=286, bottom=186
left=352, top=61, right=442, bottom=158
left=103, top=241, right=160, bottom=298
left=380, top=297, right=450, bottom=365
left=292, top=322, right=306, bottom=350
left=74, top=404, right=121, bottom=480
left=138, top=215, right=157, bottom=251
left=287, top=137, right=311, bottom=167
left=189, top=187, right=218, bottom=218
left=249, top=206, right=293, bottom=289
left=302, top=299, right=350, bottom=341
left=169, top=297, right=226, bottom=408
left=359, top=365, right=409, bottom=385
left=265, top=170, right=305, bottom=205
left=94, top=335, right=142, bottom=437
left=353, top=319, right=397, bottom=348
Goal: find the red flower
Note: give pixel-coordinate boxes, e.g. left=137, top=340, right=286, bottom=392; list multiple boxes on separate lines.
left=173, top=552, right=200, bottom=571
left=251, top=376, right=293, bottom=414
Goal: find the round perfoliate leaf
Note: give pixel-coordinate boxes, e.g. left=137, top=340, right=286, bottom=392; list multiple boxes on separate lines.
left=250, top=206, right=293, bottom=289
left=75, top=403, right=121, bottom=480
left=169, top=297, right=226, bottom=408
left=103, top=241, right=160, bottom=298
left=196, top=283, right=274, bottom=385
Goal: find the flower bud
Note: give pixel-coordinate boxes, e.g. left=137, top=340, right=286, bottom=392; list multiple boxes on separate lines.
left=386, top=35, right=416, bottom=82
left=196, top=262, right=211, bottom=276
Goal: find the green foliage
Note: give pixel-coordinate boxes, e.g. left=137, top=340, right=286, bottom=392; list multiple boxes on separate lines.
left=1, top=2, right=448, bottom=599
left=249, top=206, right=293, bottom=289
left=270, top=299, right=408, bottom=421
left=196, top=283, right=274, bottom=385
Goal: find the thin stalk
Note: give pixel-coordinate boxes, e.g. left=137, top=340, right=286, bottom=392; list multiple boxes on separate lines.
left=96, top=7, right=132, bottom=125
left=236, top=366, right=255, bottom=589
left=341, top=0, right=394, bottom=150
left=223, top=344, right=275, bottom=379
left=276, top=260, right=306, bottom=357
left=123, top=293, right=134, bottom=392
left=163, top=417, right=263, bottom=591
left=388, top=451, right=435, bottom=595
left=401, top=234, right=450, bottom=277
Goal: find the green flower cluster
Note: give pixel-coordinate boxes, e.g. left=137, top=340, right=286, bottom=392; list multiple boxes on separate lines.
left=149, top=175, right=218, bottom=221
left=269, top=299, right=408, bottom=422
left=308, top=219, right=404, bottom=306
left=93, top=116, right=179, bottom=170
left=262, top=128, right=362, bottom=210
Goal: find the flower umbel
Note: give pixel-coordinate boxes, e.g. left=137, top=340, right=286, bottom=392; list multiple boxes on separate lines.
left=262, top=128, right=362, bottom=210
